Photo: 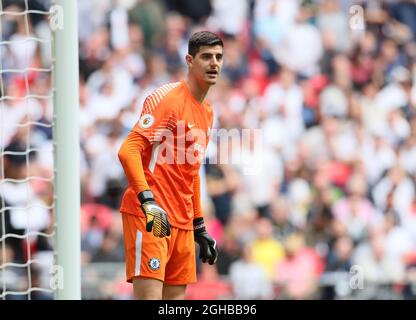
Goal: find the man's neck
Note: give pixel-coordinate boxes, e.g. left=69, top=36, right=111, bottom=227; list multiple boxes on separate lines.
left=186, top=76, right=209, bottom=104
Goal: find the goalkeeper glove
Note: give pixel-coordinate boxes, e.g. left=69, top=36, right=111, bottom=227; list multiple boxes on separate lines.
left=193, top=217, right=218, bottom=265
left=138, top=190, right=171, bottom=238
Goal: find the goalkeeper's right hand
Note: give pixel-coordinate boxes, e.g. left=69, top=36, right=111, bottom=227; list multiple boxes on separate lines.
left=138, top=190, right=171, bottom=238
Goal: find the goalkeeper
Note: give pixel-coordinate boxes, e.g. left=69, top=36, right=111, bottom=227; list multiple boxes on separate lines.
left=118, top=31, right=223, bottom=300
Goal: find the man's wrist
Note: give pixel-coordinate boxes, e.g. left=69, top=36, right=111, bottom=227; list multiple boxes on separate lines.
left=193, top=217, right=206, bottom=234
left=138, top=190, right=154, bottom=204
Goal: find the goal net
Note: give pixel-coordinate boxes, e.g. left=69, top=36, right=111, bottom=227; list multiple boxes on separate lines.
left=0, top=0, right=80, bottom=300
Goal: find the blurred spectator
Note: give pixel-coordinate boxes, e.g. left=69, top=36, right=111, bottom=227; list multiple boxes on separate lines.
left=203, top=201, right=224, bottom=248
left=128, top=0, right=166, bottom=48
left=326, top=235, right=354, bottom=273
left=251, top=217, right=285, bottom=280
left=317, top=0, right=351, bottom=53
left=403, top=252, right=416, bottom=299
left=275, top=233, right=324, bottom=299
left=0, top=141, right=49, bottom=264
left=263, top=67, right=305, bottom=144
left=221, top=35, right=249, bottom=84
left=229, top=242, right=273, bottom=299
left=332, top=173, right=382, bottom=243
left=0, top=244, right=27, bottom=299
left=234, top=135, right=283, bottom=219
left=81, top=203, right=115, bottom=260
left=164, top=0, right=212, bottom=24
left=383, top=210, right=414, bottom=263
left=320, top=235, right=354, bottom=299
left=353, top=224, right=406, bottom=294
left=273, top=5, right=324, bottom=76
left=372, top=165, right=415, bottom=221
left=216, top=231, right=241, bottom=276
left=270, top=197, right=297, bottom=242
left=305, top=178, right=335, bottom=248
left=205, top=163, right=239, bottom=225
left=185, top=264, right=232, bottom=300
left=389, top=0, right=416, bottom=40
left=91, top=230, right=125, bottom=263
left=206, top=0, right=249, bottom=36
left=29, top=265, right=53, bottom=300
left=253, top=0, right=300, bottom=75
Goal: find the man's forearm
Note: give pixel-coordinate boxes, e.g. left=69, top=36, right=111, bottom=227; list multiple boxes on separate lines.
left=192, top=173, right=203, bottom=219
left=118, top=131, right=151, bottom=194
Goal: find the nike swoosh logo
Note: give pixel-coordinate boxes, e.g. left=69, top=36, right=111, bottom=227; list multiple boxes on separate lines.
left=188, top=123, right=195, bottom=128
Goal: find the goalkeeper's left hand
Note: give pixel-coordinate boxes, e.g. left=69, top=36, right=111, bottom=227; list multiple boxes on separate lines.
left=193, top=217, right=218, bottom=265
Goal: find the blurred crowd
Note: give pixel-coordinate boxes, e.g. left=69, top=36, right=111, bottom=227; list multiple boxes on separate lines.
left=2, top=0, right=416, bottom=299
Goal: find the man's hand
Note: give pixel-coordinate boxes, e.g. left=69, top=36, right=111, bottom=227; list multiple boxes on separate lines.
left=138, top=190, right=171, bottom=238
left=193, top=217, right=218, bottom=265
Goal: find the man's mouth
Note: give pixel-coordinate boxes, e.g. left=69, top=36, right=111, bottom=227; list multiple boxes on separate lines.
left=206, top=70, right=218, bottom=76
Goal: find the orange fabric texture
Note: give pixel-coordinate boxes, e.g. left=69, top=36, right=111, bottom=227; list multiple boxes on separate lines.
left=118, top=131, right=150, bottom=195
left=121, top=211, right=197, bottom=285
left=192, top=173, right=203, bottom=219
left=119, top=80, right=214, bottom=230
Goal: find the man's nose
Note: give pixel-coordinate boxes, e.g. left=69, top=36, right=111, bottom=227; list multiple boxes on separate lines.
left=210, top=57, right=219, bottom=67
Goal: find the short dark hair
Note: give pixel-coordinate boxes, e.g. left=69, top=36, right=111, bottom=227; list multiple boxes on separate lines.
left=188, top=31, right=223, bottom=57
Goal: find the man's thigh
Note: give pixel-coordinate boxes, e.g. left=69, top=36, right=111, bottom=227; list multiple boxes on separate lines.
left=164, top=228, right=197, bottom=285
left=162, top=284, right=187, bottom=300
left=133, top=277, right=164, bottom=300
left=121, top=212, right=168, bottom=283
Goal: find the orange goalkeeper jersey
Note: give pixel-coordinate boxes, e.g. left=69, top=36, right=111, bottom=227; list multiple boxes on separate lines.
left=119, top=80, right=214, bottom=230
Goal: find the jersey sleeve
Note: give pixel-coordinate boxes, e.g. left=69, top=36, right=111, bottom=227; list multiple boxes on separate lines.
left=132, top=95, right=178, bottom=144
left=192, top=173, right=203, bottom=219
left=118, top=130, right=151, bottom=195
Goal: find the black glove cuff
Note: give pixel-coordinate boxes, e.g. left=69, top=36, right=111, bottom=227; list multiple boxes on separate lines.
left=193, top=217, right=206, bottom=234
left=138, top=190, right=154, bottom=204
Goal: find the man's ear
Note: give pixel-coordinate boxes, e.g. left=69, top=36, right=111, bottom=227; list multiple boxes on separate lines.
left=185, top=54, right=193, bottom=68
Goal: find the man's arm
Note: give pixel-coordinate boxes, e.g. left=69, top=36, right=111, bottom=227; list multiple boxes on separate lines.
left=192, top=173, right=203, bottom=219
left=192, top=172, right=218, bottom=264
left=118, top=130, right=150, bottom=194
left=118, top=131, right=170, bottom=237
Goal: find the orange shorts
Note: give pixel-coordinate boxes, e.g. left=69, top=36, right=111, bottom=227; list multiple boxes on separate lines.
left=121, top=211, right=197, bottom=285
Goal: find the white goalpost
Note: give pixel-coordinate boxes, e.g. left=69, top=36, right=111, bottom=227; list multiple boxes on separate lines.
left=0, top=0, right=80, bottom=300
left=52, top=0, right=80, bottom=300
